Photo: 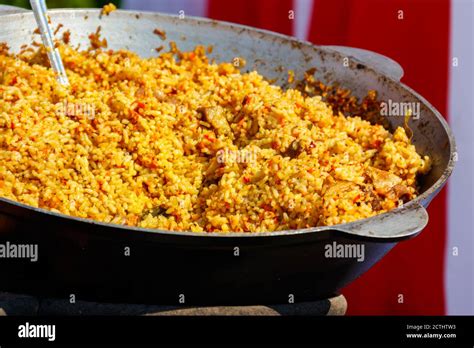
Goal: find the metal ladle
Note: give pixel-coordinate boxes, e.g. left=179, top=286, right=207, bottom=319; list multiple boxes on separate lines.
left=29, top=0, right=69, bottom=86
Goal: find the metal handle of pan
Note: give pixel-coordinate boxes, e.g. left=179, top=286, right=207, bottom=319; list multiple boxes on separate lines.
left=323, top=45, right=404, bottom=81
left=321, top=46, right=422, bottom=241
left=334, top=202, right=429, bottom=241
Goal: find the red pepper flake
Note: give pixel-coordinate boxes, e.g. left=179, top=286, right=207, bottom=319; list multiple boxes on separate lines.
left=243, top=176, right=251, bottom=184
left=135, top=101, right=146, bottom=110
left=371, top=139, right=382, bottom=149
left=353, top=194, right=361, bottom=202
left=261, top=203, right=272, bottom=211
left=242, top=95, right=252, bottom=105
left=150, top=160, right=159, bottom=169
left=129, top=111, right=140, bottom=123
left=189, top=52, right=196, bottom=60
left=271, top=141, right=279, bottom=150
left=94, top=74, right=103, bottom=82
left=203, top=133, right=216, bottom=143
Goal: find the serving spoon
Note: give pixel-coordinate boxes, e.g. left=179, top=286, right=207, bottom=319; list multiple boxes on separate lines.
left=29, top=0, right=69, bottom=86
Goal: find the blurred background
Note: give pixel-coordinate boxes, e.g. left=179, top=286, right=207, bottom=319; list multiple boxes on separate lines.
left=0, top=0, right=472, bottom=316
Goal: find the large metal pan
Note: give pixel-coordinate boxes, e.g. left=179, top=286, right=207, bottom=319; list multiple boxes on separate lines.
left=0, top=8, right=455, bottom=305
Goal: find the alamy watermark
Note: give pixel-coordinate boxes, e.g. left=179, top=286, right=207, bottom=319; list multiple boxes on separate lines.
left=324, top=241, right=365, bottom=262
left=55, top=101, right=95, bottom=120
left=0, top=242, right=38, bottom=262
left=380, top=99, right=420, bottom=120
left=216, top=148, right=257, bottom=164
left=18, top=322, right=55, bottom=342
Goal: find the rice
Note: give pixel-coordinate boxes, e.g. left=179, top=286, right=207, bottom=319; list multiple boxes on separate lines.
left=0, top=38, right=431, bottom=233
left=101, top=3, right=117, bottom=16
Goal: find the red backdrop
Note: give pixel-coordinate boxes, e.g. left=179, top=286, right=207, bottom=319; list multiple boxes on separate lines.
left=208, top=0, right=450, bottom=315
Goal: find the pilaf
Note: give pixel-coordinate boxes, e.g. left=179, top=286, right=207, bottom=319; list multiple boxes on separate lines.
left=0, top=36, right=431, bottom=232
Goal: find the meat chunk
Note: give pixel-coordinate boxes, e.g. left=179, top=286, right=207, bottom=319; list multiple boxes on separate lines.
left=323, top=181, right=353, bottom=197
left=388, top=184, right=411, bottom=202
left=362, top=185, right=383, bottom=211
left=198, top=106, right=231, bottom=136
left=366, top=167, right=402, bottom=196
left=283, top=140, right=302, bottom=158
left=366, top=167, right=411, bottom=202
